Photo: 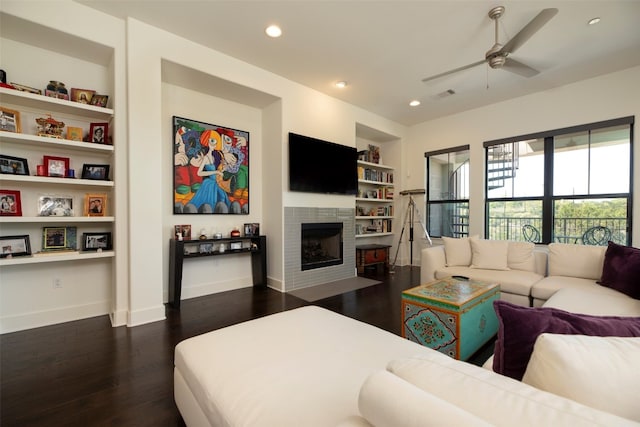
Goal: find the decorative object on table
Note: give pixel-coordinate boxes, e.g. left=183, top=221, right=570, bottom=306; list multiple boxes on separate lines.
left=0, top=70, right=5, bottom=84
left=66, top=126, right=83, bottom=141
left=229, top=241, right=242, bottom=250
left=90, top=94, right=109, bottom=108
left=243, top=223, right=260, bottom=237
left=0, top=235, right=31, bottom=258
left=174, top=224, right=192, bottom=240
left=70, top=88, right=95, bottom=104
left=213, top=232, right=223, bottom=240
left=0, top=106, right=21, bottom=133
left=81, top=163, right=110, bottom=180
left=10, top=82, right=41, bottom=94
left=82, top=232, right=112, bottom=251
left=230, top=227, right=241, bottom=238
left=36, top=114, right=65, bottom=138
left=198, top=228, right=208, bottom=240
left=173, top=115, right=249, bottom=215
left=84, top=193, right=107, bottom=217
left=37, top=195, right=73, bottom=217
left=0, top=154, right=29, bottom=175
left=43, top=155, right=70, bottom=177
left=42, top=226, right=77, bottom=251
left=88, top=122, right=108, bottom=144
left=45, top=81, right=68, bottom=100
left=0, top=189, right=22, bottom=216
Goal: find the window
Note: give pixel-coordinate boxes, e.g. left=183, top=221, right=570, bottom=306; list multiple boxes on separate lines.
left=484, top=117, right=633, bottom=245
left=426, top=145, right=470, bottom=238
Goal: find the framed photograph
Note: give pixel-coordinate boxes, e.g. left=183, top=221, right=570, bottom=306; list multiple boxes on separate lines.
left=89, top=122, right=108, bottom=144
left=9, top=82, right=41, bottom=95
left=84, top=193, right=107, bottom=217
left=66, top=126, right=83, bottom=141
left=90, top=94, right=109, bottom=108
left=70, top=88, right=95, bottom=104
left=38, top=195, right=73, bottom=217
left=174, top=224, right=192, bottom=240
left=173, top=116, right=249, bottom=215
left=0, top=189, right=22, bottom=216
left=0, top=154, right=29, bottom=175
left=42, top=226, right=77, bottom=251
left=0, top=235, right=31, bottom=258
left=0, top=106, right=21, bottom=133
left=82, top=232, right=112, bottom=251
left=243, top=223, right=260, bottom=237
left=43, top=155, right=70, bottom=177
left=81, top=164, right=110, bottom=181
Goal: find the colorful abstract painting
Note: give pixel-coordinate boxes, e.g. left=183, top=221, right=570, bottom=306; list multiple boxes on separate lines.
left=173, top=116, right=249, bottom=214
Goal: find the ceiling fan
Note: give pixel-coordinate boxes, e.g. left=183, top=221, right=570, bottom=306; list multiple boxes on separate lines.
left=422, top=6, right=558, bottom=83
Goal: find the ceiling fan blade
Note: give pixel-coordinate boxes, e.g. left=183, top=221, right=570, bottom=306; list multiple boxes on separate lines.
left=501, top=8, right=558, bottom=54
left=421, top=59, right=485, bottom=83
left=502, top=57, right=539, bottom=78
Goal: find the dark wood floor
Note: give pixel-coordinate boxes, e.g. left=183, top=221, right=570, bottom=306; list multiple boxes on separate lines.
left=0, top=266, right=494, bottom=426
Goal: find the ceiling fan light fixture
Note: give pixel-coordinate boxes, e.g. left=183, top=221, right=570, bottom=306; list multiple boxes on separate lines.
left=588, top=17, right=601, bottom=26
left=488, top=54, right=506, bottom=69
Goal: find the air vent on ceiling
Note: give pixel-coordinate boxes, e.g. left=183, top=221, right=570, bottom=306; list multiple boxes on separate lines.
left=437, top=89, right=456, bottom=98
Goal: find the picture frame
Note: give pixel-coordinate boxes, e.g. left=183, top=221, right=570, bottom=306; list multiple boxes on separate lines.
left=174, top=224, right=192, bottom=240
left=84, top=193, right=107, bottom=217
left=42, top=226, right=77, bottom=251
left=0, top=106, right=21, bottom=133
left=0, top=235, right=31, bottom=258
left=38, top=195, right=73, bottom=217
left=0, top=154, right=29, bottom=175
left=173, top=116, right=249, bottom=215
left=70, top=88, right=95, bottom=104
left=66, top=126, right=83, bottom=141
left=81, top=164, right=110, bottom=181
left=243, top=223, right=260, bottom=237
left=43, top=155, right=70, bottom=177
left=90, top=94, right=109, bottom=108
left=9, top=82, right=41, bottom=95
left=89, top=122, right=108, bottom=144
left=0, top=189, right=22, bottom=216
left=82, top=232, right=112, bottom=251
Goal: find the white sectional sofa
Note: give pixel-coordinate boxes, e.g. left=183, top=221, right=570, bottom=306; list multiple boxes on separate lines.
left=174, top=239, right=640, bottom=426
left=420, top=237, right=620, bottom=307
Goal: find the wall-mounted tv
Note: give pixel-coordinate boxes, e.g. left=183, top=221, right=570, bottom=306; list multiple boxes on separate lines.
left=288, top=132, right=358, bottom=195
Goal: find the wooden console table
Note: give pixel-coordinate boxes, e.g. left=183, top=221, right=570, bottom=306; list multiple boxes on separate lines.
left=169, top=235, right=267, bottom=308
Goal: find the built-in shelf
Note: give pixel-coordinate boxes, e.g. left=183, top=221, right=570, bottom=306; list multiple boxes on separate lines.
left=0, top=174, right=114, bottom=187
left=0, top=250, right=115, bottom=266
left=355, top=232, right=393, bottom=238
left=358, top=179, right=394, bottom=186
left=356, top=216, right=393, bottom=220
left=0, top=131, right=114, bottom=154
left=0, top=87, right=114, bottom=119
left=356, top=197, right=393, bottom=203
left=0, top=216, right=115, bottom=223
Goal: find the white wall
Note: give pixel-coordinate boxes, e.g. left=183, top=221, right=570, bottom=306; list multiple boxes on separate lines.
left=404, top=65, right=640, bottom=259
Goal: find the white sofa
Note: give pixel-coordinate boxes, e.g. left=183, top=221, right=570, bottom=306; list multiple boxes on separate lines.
left=421, top=237, right=615, bottom=307
left=174, top=296, right=640, bottom=426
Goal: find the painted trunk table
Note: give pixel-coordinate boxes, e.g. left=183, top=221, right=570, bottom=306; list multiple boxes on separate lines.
left=401, top=277, right=500, bottom=361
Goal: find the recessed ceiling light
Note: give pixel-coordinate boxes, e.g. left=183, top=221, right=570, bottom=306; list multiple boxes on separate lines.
left=588, top=17, right=601, bottom=26
left=409, top=100, right=421, bottom=107
left=335, top=81, right=347, bottom=88
left=265, top=25, right=282, bottom=38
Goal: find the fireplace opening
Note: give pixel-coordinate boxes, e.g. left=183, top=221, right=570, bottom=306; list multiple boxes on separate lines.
left=301, top=222, right=343, bottom=271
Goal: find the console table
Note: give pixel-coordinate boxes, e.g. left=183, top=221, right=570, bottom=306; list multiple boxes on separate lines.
left=169, top=235, right=267, bottom=308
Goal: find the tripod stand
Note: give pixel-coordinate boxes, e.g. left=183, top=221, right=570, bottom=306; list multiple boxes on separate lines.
left=391, top=189, right=432, bottom=271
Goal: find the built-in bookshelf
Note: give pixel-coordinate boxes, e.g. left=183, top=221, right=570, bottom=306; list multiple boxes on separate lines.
left=356, top=160, right=395, bottom=238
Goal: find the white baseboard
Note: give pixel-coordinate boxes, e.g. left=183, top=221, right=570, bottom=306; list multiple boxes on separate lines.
left=0, top=301, right=110, bottom=334
left=127, top=305, right=166, bottom=327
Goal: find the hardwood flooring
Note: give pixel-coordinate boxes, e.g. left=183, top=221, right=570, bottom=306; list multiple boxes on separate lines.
left=0, top=266, right=494, bottom=426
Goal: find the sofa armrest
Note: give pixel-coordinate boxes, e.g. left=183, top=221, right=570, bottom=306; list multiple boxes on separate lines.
left=421, top=245, right=446, bottom=283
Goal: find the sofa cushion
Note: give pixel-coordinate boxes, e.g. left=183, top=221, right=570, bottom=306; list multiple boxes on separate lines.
left=598, top=241, right=640, bottom=299
left=548, top=242, right=606, bottom=280
left=531, top=276, right=598, bottom=301
left=435, top=266, right=542, bottom=298
left=387, top=354, right=637, bottom=427
left=523, top=333, right=640, bottom=422
left=492, top=300, right=640, bottom=381
left=542, top=287, right=640, bottom=317
left=470, top=237, right=509, bottom=270
left=358, top=370, right=491, bottom=427
left=443, top=236, right=472, bottom=266
left=506, top=241, right=536, bottom=272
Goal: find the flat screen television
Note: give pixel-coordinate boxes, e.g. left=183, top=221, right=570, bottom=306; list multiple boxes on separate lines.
left=288, top=132, right=358, bottom=195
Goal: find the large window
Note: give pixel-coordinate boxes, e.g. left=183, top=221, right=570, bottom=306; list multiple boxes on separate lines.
left=426, top=145, right=470, bottom=238
left=485, top=117, right=633, bottom=245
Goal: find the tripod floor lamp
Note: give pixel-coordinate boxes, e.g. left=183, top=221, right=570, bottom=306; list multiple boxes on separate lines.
left=391, top=189, right=432, bottom=270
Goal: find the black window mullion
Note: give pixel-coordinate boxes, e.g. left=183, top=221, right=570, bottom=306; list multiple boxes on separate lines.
left=542, top=137, right=554, bottom=243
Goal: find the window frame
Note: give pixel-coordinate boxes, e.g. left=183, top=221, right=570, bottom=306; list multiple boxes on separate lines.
left=483, top=116, right=634, bottom=245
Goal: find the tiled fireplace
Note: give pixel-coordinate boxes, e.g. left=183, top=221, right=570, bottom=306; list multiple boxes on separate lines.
left=284, top=207, right=355, bottom=291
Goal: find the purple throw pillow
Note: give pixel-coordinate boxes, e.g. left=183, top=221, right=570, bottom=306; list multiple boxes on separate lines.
left=492, top=300, right=640, bottom=381
left=598, top=241, right=640, bottom=300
